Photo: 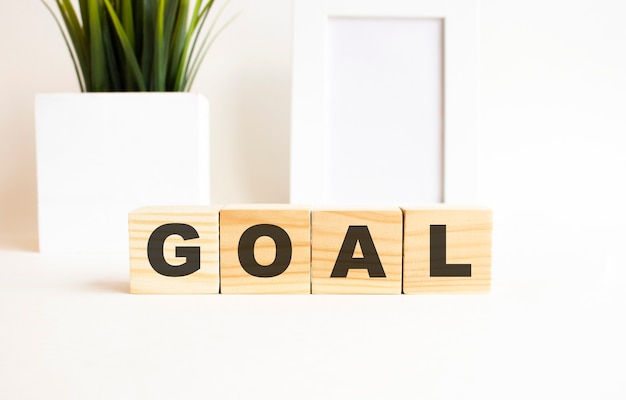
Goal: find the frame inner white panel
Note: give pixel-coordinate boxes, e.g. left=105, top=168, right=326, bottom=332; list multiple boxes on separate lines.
left=326, top=17, right=443, bottom=205
left=290, top=0, right=478, bottom=205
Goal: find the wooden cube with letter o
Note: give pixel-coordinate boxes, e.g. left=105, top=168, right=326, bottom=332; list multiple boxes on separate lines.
left=219, top=204, right=311, bottom=294
left=311, top=208, right=403, bottom=294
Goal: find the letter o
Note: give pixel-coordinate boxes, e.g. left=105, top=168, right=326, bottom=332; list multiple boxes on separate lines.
left=237, top=224, right=292, bottom=278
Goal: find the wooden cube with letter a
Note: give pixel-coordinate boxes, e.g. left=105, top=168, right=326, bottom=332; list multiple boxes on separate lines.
left=129, top=206, right=220, bottom=294
left=219, top=204, right=311, bottom=294
left=311, top=208, right=402, bottom=294
left=402, top=207, right=492, bottom=294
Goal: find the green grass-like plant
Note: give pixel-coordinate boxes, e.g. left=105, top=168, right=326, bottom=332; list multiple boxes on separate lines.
left=42, top=0, right=235, bottom=92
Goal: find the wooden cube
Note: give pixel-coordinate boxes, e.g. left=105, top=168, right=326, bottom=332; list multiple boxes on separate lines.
left=219, top=204, right=311, bottom=294
left=129, top=206, right=220, bottom=294
left=402, top=207, right=492, bottom=294
left=311, top=208, right=403, bottom=294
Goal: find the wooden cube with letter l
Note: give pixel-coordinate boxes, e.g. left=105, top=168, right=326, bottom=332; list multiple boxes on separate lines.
left=402, top=206, right=492, bottom=294
left=311, top=208, right=403, bottom=294
left=129, top=206, right=220, bottom=294
left=219, top=204, right=311, bottom=294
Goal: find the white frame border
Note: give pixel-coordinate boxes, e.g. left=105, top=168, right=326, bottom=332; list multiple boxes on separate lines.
left=290, top=0, right=478, bottom=204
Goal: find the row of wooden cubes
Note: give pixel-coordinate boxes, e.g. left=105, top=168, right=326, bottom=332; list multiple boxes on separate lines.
left=129, top=205, right=492, bottom=294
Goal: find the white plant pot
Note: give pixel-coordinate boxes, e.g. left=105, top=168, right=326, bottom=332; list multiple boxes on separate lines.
left=35, top=93, right=210, bottom=253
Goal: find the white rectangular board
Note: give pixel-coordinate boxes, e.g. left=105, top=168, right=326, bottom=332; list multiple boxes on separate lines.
left=326, top=17, right=443, bottom=204
left=291, top=0, right=479, bottom=205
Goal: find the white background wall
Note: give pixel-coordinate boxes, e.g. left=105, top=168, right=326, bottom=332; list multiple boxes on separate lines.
left=1, top=0, right=626, bottom=287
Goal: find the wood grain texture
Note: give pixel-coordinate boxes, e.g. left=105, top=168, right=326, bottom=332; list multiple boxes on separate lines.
left=219, top=204, right=311, bottom=294
left=129, top=206, right=220, bottom=294
left=402, top=207, right=492, bottom=294
left=311, top=208, right=402, bottom=294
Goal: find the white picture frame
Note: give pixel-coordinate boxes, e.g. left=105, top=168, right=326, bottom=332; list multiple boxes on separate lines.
left=290, top=0, right=478, bottom=204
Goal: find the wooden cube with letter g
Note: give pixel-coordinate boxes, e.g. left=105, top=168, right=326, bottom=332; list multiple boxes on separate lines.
left=129, top=206, right=220, bottom=294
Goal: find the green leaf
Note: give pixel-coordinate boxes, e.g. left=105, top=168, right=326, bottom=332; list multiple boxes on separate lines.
left=180, top=0, right=215, bottom=89
left=58, top=0, right=90, bottom=87
left=141, top=0, right=155, bottom=89
left=102, top=0, right=147, bottom=91
left=119, top=0, right=135, bottom=89
left=167, top=0, right=190, bottom=90
left=78, top=0, right=90, bottom=51
left=87, top=0, right=106, bottom=91
left=101, top=6, right=121, bottom=91
left=42, top=0, right=86, bottom=91
left=120, top=0, right=135, bottom=48
left=185, top=1, right=238, bottom=91
left=153, top=0, right=167, bottom=90
left=172, top=0, right=210, bottom=90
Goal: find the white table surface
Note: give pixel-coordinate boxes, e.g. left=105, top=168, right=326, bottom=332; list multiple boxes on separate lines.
left=1, top=247, right=624, bottom=399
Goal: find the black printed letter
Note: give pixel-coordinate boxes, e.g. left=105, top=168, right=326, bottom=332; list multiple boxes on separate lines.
left=147, top=223, right=200, bottom=277
left=238, top=224, right=292, bottom=278
left=331, top=225, right=386, bottom=278
left=430, top=225, right=471, bottom=277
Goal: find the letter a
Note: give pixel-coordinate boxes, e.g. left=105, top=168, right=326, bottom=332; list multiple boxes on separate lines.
left=330, top=225, right=386, bottom=278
